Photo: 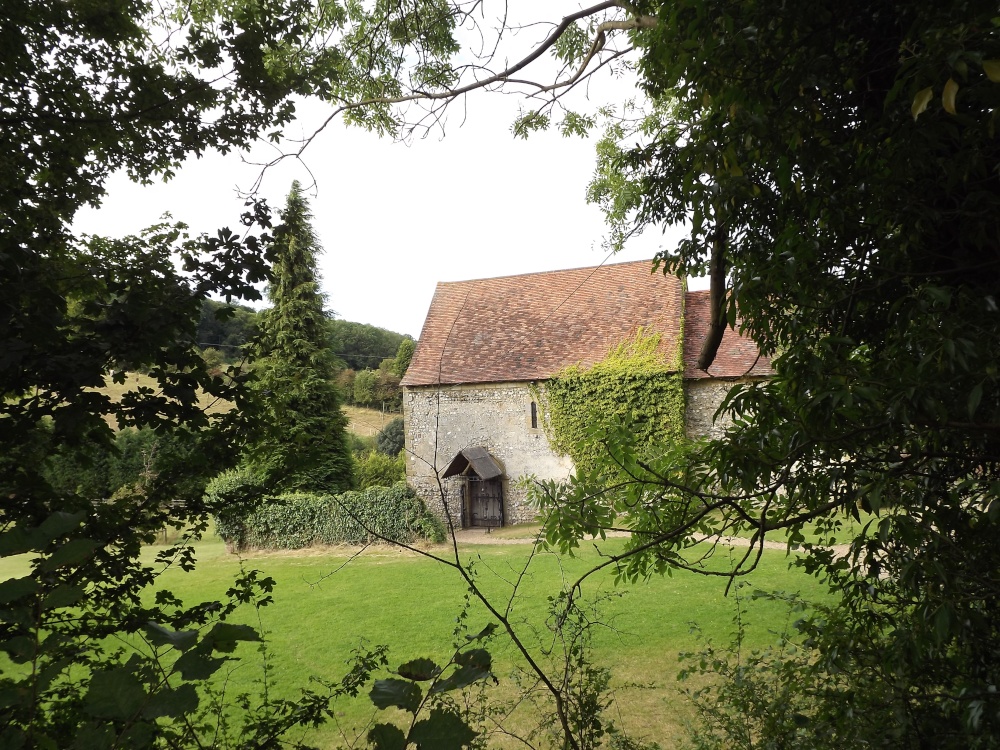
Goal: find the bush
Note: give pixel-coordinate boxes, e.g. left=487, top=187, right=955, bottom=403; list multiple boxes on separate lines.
left=43, top=426, right=204, bottom=501
left=376, top=417, right=405, bottom=457
left=355, top=449, right=405, bottom=490
left=205, top=467, right=270, bottom=550
left=214, top=481, right=445, bottom=550
left=348, top=432, right=376, bottom=454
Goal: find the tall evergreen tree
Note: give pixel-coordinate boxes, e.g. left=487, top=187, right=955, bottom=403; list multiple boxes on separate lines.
left=248, top=182, right=353, bottom=493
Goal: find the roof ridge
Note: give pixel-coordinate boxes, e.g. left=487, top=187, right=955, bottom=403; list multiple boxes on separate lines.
left=435, top=258, right=659, bottom=286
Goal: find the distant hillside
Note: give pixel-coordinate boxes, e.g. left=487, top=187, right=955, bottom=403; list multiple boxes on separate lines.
left=196, top=301, right=411, bottom=369
left=328, top=318, right=410, bottom=371
left=197, top=300, right=259, bottom=361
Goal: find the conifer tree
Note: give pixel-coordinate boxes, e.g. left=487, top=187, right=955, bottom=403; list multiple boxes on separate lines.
left=248, top=181, right=353, bottom=493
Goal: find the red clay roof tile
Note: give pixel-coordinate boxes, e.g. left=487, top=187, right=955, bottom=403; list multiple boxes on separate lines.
left=683, top=291, right=773, bottom=379
left=402, top=261, right=768, bottom=387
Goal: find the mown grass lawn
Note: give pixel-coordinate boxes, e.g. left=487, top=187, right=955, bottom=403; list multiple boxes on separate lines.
left=0, top=530, right=829, bottom=747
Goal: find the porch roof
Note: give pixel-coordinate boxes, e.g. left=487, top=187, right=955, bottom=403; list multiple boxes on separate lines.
left=441, top=447, right=504, bottom=480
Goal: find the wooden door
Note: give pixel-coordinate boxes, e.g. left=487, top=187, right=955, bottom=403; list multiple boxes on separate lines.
left=467, top=477, right=503, bottom=528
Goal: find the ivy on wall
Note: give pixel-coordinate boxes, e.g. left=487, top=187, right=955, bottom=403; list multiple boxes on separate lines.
left=536, top=328, right=686, bottom=475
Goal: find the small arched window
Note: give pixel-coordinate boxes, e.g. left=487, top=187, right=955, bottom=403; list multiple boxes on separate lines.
left=530, top=401, right=538, bottom=429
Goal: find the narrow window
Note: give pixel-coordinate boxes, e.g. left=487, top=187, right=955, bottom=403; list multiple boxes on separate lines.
left=530, top=401, right=538, bottom=429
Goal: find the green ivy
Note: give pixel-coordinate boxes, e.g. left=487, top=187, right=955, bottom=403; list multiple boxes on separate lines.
left=538, top=329, right=686, bottom=475
left=213, top=481, right=445, bottom=550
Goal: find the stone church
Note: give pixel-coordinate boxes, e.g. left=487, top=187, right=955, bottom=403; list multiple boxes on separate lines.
left=400, top=260, right=769, bottom=529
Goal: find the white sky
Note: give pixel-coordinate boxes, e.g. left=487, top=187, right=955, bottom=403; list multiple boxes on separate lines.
left=74, top=13, right=697, bottom=338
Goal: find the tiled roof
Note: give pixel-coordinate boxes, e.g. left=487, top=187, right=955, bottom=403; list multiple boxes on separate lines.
left=682, top=291, right=772, bottom=379
left=401, top=261, right=768, bottom=387
left=402, top=261, right=683, bottom=386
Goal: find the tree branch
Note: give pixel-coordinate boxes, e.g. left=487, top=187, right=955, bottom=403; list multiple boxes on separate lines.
left=697, top=219, right=729, bottom=371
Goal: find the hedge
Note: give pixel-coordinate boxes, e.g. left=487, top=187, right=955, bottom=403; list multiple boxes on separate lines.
left=212, top=480, right=445, bottom=551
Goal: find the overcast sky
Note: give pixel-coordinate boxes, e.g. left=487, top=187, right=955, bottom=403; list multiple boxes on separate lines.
left=74, top=20, right=694, bottom=339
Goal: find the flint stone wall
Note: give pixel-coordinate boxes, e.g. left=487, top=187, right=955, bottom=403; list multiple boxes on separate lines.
left=684, top=378, right=761, bottom=439
left=403, top=382, right=572, bottom=526
left=405, top=378, right=759, bottom=526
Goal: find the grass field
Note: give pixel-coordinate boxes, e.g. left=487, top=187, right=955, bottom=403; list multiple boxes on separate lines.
left=94, top=375, right=395, bottom=441
left=93, top=372, right=232, bottom=425
left=342, top=405, right=399, bottom=437
left=0, top=532, right=828, bottom=747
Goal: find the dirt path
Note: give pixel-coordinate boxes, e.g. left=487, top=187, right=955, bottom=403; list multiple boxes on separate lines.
left=451, top=528, right=850, bottom=557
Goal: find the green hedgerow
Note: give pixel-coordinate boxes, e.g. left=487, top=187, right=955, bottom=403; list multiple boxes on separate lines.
left=213, top=481, right=445, bottom=550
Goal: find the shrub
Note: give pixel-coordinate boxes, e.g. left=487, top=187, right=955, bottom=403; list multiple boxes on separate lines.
left=348, top=432, right=376, bottom=454
left=355, top=449, right=405, bottom=490
left=376, top=417, right=405, bottom=457
left=42, top=426, right=203, bottom=501
left=214, top=481, right=445, bottom=550
left=205, top=467, right=270, bottom=550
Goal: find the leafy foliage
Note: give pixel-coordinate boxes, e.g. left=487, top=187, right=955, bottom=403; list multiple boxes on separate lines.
left=537, top=1, right=1000, bottom=745
left=391, top=337, right=416, bottom=378
left=0, top=0, right=433, bottom=741
left=329, top=319, right=410, bottom=371
left=213, top=481, right=445, bottom=550
left=246, top=181, right=353, bottom=494
left=376, top=417, right=406, bottom=457
left=355, top=450, right=406, bottom=490
left=42, top=426, right=205, bottom=503
left=351, top=366, right=403, bottom=409
left=352, top=368, right=379, bottom=406
left=366, top=623, right=497, bottom=750
left=539, top=329, right=685, bottom=476
left=196, top=300, right=259, bottom=362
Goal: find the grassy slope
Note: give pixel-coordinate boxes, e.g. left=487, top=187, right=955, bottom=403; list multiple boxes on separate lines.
left=95, top=375, right=392, bottom=440
left=0, top=535, right=827, bottom=747
left=342, top=405, right=398, bottom=437
left=93, top=372, right=231, bottom=425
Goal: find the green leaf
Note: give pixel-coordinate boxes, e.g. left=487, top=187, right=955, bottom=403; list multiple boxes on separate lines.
left=942, top=78, right=959, bottom=115
left=370, top=678, right=423, bottom=713
left=455, top=648, right=491, bottom=669
left=911, top=86, right=933, bottom=120
left=968, top=383, right=983, bottom=417
left=142, top=683, right=199, bottom=719
left=933, top=604, right=952, bottom=643
left=37, top=539, right=100, bottom=572
left=0, top=684, right=21, bottom=710
left=397, top=657, right=441, bottom=681
left=408, top=708, right=477, bottom=749
left=42, top=584, right=85, bottom=610
left=3, top=636, right=37, bottom=663
left=39, top=512, right=86, bottom=540
left=983, top=60, right=1000, bottom=82
left=145, top=622, right=198, bottom=652
left=84, top=669, right=145, bottom=720
left=71, top=723, right=116, bottom=750
left=368, top=723, right=408, bottom=750
left=0, top=525, right=45, bottom=557
left=0, top=726, right=26, bottom=750
left=119, top=721, right=155, bottom=748
left=0, top=576, right=39, bottom=604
